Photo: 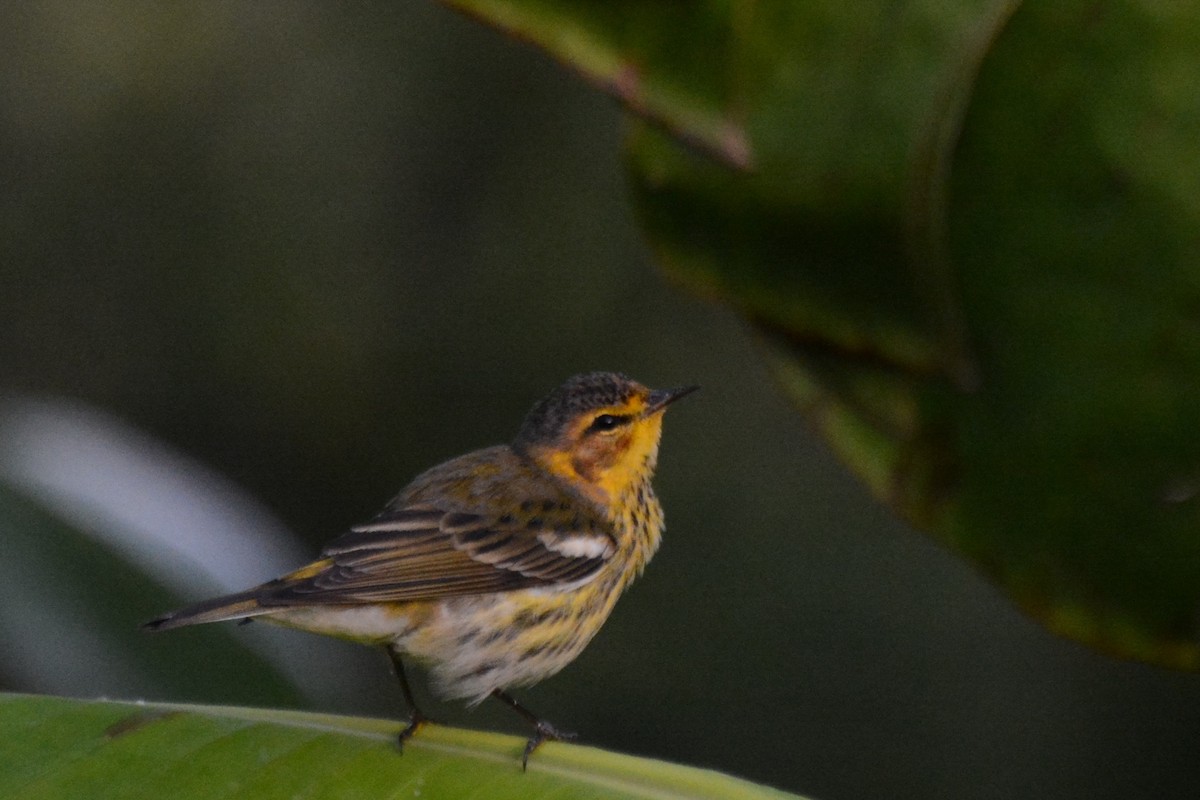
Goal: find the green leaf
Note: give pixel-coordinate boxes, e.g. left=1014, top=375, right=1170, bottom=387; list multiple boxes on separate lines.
left=442, top=1, right=1200, bottom=668
left=0, top=693, right=805, bottom=800
left=445, top=0, right=753, bottom=167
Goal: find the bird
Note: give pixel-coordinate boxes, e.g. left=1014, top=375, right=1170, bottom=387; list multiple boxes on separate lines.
left=144, top=371, right=697, bottom=768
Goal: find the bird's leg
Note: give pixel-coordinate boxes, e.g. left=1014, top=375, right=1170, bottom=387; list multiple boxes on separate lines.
left=490, top=689, right=577, bottom=770
left=386, top=648, right=433, bottom=748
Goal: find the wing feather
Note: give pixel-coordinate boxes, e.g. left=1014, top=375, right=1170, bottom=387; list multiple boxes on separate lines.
left=259, top=500, right=615, bottom=606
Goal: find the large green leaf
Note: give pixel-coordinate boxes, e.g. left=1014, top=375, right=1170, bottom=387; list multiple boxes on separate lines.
left=442, top=0, right=1200, bottom=668
left=0, top=693, right=804, bottom=799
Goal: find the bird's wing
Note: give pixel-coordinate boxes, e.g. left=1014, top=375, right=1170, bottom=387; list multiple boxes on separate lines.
left=262, top=505, right=616, bottom=605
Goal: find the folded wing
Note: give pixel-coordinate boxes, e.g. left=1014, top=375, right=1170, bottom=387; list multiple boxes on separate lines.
left=261, top=505, right=616, bottom=605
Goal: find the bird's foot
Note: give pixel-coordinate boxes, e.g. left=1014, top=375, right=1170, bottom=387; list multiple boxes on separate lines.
left=397, top=710, right=436, bottom=751
left=521, top=719, right=577, bottom=770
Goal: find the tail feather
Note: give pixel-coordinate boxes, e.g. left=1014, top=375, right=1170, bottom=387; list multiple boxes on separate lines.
left=142, top=590, right=270, bottom=632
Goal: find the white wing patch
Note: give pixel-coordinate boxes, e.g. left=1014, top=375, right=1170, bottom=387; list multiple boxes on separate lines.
left=537, top=530, right=614, bottom=559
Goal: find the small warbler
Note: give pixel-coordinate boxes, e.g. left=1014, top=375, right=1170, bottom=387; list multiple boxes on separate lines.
left=145, top=371, right=696, bottom=768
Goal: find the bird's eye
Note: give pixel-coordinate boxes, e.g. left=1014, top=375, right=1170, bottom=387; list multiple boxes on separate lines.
left=588, top=414, right=624, bottom=433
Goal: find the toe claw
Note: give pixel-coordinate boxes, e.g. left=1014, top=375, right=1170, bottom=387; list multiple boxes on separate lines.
left=396, top=712, right=435, bottom=752
left=520, top=721, right=577, bottom=770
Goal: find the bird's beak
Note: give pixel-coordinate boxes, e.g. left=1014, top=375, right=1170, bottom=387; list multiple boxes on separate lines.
left=644, top=384, right=700, bottom=415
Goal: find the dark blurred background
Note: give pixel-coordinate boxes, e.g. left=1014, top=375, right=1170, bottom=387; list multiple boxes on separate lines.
left=2, top=4, right=1198, bottom=800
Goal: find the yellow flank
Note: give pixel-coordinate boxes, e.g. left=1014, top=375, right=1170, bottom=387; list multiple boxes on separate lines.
left=143, top=371, right=697, bottom=767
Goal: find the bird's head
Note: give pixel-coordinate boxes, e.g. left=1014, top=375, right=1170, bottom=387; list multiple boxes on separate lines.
left=514, top=372, right=698, bottom=505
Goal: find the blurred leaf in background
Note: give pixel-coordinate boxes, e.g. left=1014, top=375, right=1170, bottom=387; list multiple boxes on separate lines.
left=3, top=3, right=1200, bottom=800
left=449, top=0, right=1200, bottom=668
left=0, top=396, right=378, bottom=709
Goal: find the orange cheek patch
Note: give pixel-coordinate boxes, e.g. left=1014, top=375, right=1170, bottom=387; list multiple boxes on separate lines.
left=571, top=431, right=631, bottom=484
left=570, top=451, right=597, bottom=482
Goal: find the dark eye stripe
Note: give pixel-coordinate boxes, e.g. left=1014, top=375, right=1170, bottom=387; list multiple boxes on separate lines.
left=588, top=413, right=631, bottom=433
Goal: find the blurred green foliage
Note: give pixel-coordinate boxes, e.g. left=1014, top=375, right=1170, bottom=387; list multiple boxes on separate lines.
left=0, top=484, right=298, bottom=704
left=453, top=0, right=1200, bottom=667
left=2, top=3, right=1200, bottom=800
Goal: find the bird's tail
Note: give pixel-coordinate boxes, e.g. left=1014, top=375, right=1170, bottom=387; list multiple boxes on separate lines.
left=142, top=589, right=271, bottom=632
